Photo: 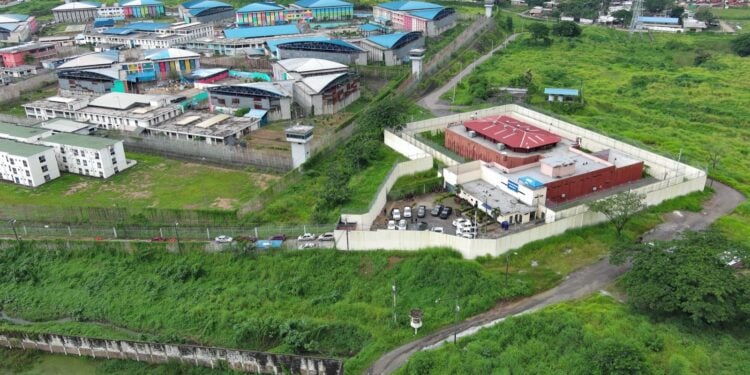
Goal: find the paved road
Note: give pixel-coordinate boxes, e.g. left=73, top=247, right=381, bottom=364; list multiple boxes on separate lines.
left=367, top=181, right=744, bottom=374
left=417, top=33, right=520, bottom=117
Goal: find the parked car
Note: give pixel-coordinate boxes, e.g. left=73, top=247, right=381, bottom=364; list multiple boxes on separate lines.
left=417, top=221, right=428, bottom=231
left=431, top=204, right=443, bottom=217
left=432, top=227, right=444, bottom=233
left=318, top=232, right=335, bottom=241
left=398, top=219, right=407, bottom=230
left=392, top=208, right=401, bottom=221
left=214, top=235, right=233, bottom=243
left=270, top=234, right=287, bottom=241
left=299, top=242, right=317, bottom=249
left=417, top=205, right=426, bottom=218
left=297, top=233, right=316, bottom=241
left=403, top=206, right=412, bottom=218
left=150, top=236, right=166, bottom=242
left=452, top=218, right=470, bottom=227
left=387, top=220, right=396, bottom=230
left=460, top=232, right=476, bottom=239
left=439, top=206, right=453, bottom=220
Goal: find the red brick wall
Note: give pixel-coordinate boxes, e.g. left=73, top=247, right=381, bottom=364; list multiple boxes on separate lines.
left=546, top=161, right=644, bottom=203
left=445, top=129, right=540, bottom=168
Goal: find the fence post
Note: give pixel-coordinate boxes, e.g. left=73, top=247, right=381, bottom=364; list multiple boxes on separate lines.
left=68, top=226, right=72, bottom=237
left=254, top=227, right=258, bottom=239
left=159, top=228, right=163, bottom=238
left=113, top=227, right=117, bottom=239
left=23, top=226, right=27, bottom=236
left=206, top=228, right=210, bottom=240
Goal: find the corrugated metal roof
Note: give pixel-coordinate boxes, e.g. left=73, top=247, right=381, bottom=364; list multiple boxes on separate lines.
left=0, top=122, right=49, bottom=138
left=42, top=133, right=119, bottom=150
left=0, top=14, right=30, bottom=23
left=88, top=92, right=160, bottom=110
left=463, top=115, right=561, bottom=150
left=237, top=2, right=286, bottom=12
left=544, top=88, right=579, bottom=96
left=408, top=8, right=443, bottom=20
left=359, top=23, right=383, bottom=32
left=0, top=23, right=19, bottom=32
left=266, top=36, right=329, bottom=54
left=53, top=2, right=102, bottom=11
left=57, top=52, right=119, bottom=70
left=224, top=24, right=300, bottom=39
left=638, top=16, right=679, bottom=25
left=300, top=72, right=347, bottom=94
left=276, top=57, right=347, bottom=73
left=244, top=108, right=268, bottom=119
left=126, top=22, right=171, bottom=32
left=294, top=0, right=352, bottom=8
left=0, top=138, right=52, bottom=158
left=144, top=48, right=200, bottom=60
left=102, top=27, right=134, bottom=35
left=366, top=32, right=411, bottom=49
left=187, top=67, right=228, bottom=78
left=377, top=1, right=442, bottom=11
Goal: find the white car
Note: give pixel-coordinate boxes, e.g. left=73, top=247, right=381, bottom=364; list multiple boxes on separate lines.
left=214, top=235, right=233, bottom=243
left=297, top=233, right=316, bottom=241
left=299, top=242, right=317, bottom=249
left=318, top=232, right=335, bottom=241
left=387, top=220, right=396, bottom=230
left=432, top=227, right=444, bottom=233
left=392, top=208, right=401, bottom=221
left=398, top=219, right=407, bottom=230
left=452, top=218, right=470, bottom=227
left=460, top=232, right=476, bottom=239
left=403, top=206, right=412, bottom=218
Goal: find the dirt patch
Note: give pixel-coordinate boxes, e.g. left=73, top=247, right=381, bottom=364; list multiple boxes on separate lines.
left=385, top=256, right=404, bottom=270
left=252, top=173, right=280, bottom=190
left=65, top=181, right=90, bottom=195
left=123, top=191, right=152, bottom=200
left=211, top=197, right=238, bottom=210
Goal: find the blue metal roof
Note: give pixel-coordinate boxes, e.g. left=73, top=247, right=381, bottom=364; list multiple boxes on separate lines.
left=518, top=176, right=545, bottom=189
left=408, top=8, right=443, bottom=20
left=126, top=22, right=170, bottom=32
left=266, top=36, right=329, bottom=54
left=102, top=27, right=135, bottom=35
left=294, top=0, right=352, bottom=8
left=359, top=23, right=383, bottom=32
left=237, top=2, right=285, bottom=12
left=638, top=16, right=679, bottom=25
left=366, top=32, right=413, bottom=49
left=94, top=19, right=115, bottom=27
left=184, top=0, right=232, bottom=10
left=244, top=108, right=268, bottom=119
left=377, top=1, right=442, bottom=11
left=187, top=68, right=228, bottom=79
left=544, top=88, right=579, bottom=96
left=224, top=24, right=300, bottom=39
left=0, top=14, right=30, bottom=22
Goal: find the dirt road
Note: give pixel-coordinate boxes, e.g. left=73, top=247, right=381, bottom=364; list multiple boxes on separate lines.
left=367, top=181, right=744, bottom=374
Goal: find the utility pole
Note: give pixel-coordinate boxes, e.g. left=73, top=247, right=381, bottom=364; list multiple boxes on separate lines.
left=9, top=219, right=19, bottom=248
left=392, top=281, right=397, bottom=324
left=454, top=298, right=460, bottom=345
left=505, top=253, right=510, bottom=288
left=174, top=222, right=180, bottom=253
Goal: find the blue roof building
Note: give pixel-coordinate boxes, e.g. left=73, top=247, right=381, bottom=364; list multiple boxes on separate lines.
left=362, top=31, right=424, bottom=66
left=94, top=18, right=115, bottom=28
left=373, top=1, right=456, bottom=37
left=224, top=24, right=301, bottom=39
left=235, top=2, right=288, bottom=27
left=179, top=0, right=234, bottom=24
left=291, top=0, right=353, bottom=22
left=638, top=16, right=680, bottom=25
left=377, top=1, right=443, bottom=11
left=274, top=38, right=367, bottom=65
left=544, top=88, right=580, bottom=102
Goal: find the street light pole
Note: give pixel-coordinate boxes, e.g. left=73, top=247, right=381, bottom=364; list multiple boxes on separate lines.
left=392, top=281, right=397, bottom=324
left=9, top=219, right=20, bottom=248
left=174, top=222, right=180, bottom=253
left=454, top=298, right=460, bottom=345
left=505, top=252, right=518, bottom=289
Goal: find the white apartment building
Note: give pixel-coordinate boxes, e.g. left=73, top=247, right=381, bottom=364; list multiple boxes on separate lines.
left=0, top=138, right=60, bottom=187
left=39, top=133, right=130, bottom=178
left=0, top=122, right=52, bottom=142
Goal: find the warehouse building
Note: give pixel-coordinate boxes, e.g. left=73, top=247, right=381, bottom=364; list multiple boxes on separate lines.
left=235, top=0, right=352, bottom=26
left=292, top=71, right=359, bottom=116
left=289, top=0, right=353, bottom=22
left=0, top=14, right=37, bottom=43
left=361, top=31, right=424, bottom=66
left=272, top=57, right=348, bottom=80
left=143, top=111, right=260, bottom=145
left=235, top=2, right=289, bottom=26
left=373, top=1, right=456, bottom=37
left=207, top=82, right=294, bottom=120
left=178, top=0, right=235, bottom=24
left=84, top=21, right=214, bottom=49
left=276, top=39, right=367, bottom=65
left=53, top=1, right=103, bottom=23
left=122, top=0, right=165, bottom=18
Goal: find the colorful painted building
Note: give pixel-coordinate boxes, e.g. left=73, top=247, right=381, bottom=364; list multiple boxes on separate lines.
left=0, top=43, right=57, bottom=68
left=373, top=1, right=457, bottom=36
left=235, top=2, right=290, bottom=27
left=122, top=0, right=166, bottom=18
left=123, top=48, right=200, bottom=83
left=290, top=0, right=353, bottom=21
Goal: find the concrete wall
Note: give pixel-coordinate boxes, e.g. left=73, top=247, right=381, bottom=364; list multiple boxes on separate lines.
left=278, top=48, right=367, bottom=66
left=0, top=332, right=342, bottom=375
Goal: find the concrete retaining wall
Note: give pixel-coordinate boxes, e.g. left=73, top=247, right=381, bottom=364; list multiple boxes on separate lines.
left=0, top=332, right=342, bottom=375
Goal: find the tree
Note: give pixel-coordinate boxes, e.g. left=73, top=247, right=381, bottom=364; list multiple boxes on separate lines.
left=357, top=96, right=409, bottom=133
left=620, top=231, right=750, bottom=325
left=669, top=6, right=685, bottom=19
left=612, top=9, right=632, bottom=25
left=694, top=7, right=715, bottom=23
left=234, top=107, right=250, bottom=117
left=23, top=54, right=35, bottom=65
left=731, top=33, right=750, bottom=57
left=694, top=50, right=712, bottom=66
left=587, top=190, right=646, bottom=237
left=505, top=15, right=514, bottom=32
left=552, top=21, right=582, bottom=37
left=644, top=0, right=671, bottom=14
left=528, top=23, right=551, bottom=45
left=588, top=338, right=650, bottom=375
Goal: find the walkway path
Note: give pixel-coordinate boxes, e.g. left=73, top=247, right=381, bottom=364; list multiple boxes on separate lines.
left=417, top=33, right=520, bottom=117
left=367, top=181, right=744, bottom=374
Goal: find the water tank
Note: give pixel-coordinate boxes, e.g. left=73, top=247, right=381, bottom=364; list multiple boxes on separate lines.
left=496, top=143, right=506, bottom=150
left=468, top=130, right=476, bottom=138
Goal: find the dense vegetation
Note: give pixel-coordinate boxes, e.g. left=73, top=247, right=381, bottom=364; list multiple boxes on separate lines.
left=448, top=26, right=750, bottom=245
left=0, top=244, right=527, bottom=374
left=397, top=295, right=750, bottom=374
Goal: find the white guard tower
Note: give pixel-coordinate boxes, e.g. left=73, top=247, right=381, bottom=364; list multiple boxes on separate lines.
left=285, top=124, right=314, bottom=169
left=409, top=48, right=425, bottom=79
left=410, top=309, right=423, bottom=335
left=485, top=0, right=494, bottom=18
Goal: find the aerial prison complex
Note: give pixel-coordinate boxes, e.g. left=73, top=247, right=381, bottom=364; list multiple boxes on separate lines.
left=336, top=105, right=706, bottom=259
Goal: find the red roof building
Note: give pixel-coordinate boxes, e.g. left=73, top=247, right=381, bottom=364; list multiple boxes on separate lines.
left=463, top=115, right=560, bottom=153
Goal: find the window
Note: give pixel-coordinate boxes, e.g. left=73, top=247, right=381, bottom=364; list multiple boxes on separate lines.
left=73, top=149, right=79, bottom=156
left=83, top=160, right=87, bottom=167
left=95, top=152, right=100, bottom=159
left=97, top=162, right=101, bottom=168
left=22, top=160, right=27, bottom=167
left=38, top=155, right=45, bottom=163
left=218, top=98, right=226, bottom=105
left=25, top=170, right=30, bottom=177
left=76, top=159, right=80, bottom=165
left=62, top=156, right=67, bottom=162
left=60, top=147, right=65, bottom=154
left=41, top=165, right=48, bottom=172
left=9, top=159, right=14, bottom=165
left=99, top=172, right=103, bottom=177
left=85, top=169, right=89, bottom=175
left=231, top=98, right=240, bottom=105
left=44, top=174, right=50, bottom=182
left=111, top=158, right=116, bottom=164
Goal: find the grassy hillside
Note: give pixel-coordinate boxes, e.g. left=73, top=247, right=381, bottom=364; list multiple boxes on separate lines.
left=448, top=26, right=750, bottom=244
left=396, top=295, right=750, bottom=374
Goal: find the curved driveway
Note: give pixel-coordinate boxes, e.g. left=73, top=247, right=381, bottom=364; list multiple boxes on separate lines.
left=367, top=181, right=744, bottom=374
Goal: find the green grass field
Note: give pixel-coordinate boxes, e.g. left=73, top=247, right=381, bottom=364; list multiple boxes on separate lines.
left=395, top=294, right=750, bottom=374
left=0, top=153, right=273, bottom=212
left=715, top=8, right=750, bottom=32
left=447, top=26, right=750, bottom=244
left=0, top=84, right=58, bottom=118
